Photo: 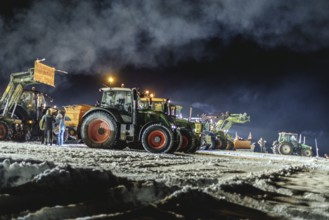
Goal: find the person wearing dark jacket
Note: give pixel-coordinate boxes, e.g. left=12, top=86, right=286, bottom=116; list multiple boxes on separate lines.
left=41, top=109, right=54, bottom=145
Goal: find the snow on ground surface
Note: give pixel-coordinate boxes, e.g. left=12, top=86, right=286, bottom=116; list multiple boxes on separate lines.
left=0, top=142, right=328, bottom=219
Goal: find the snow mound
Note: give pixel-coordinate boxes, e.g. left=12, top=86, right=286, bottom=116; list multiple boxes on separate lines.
left=0, top=158, right=54, bottom=189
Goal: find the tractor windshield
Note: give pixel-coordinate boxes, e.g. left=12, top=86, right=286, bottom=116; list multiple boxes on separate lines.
left=102, top=90, right=132, bottom=113
left=19, top=91, right=47, bottom=110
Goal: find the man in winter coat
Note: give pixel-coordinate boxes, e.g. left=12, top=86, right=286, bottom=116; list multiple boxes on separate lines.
left=41, top=109, right=54, bottom=145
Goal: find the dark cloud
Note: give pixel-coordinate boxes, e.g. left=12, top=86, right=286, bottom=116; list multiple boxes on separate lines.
left=0, top=0, right=328, bottom=73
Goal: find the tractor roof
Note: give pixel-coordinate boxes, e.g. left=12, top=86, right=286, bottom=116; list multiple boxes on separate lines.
left=279, top=132, right=298, bottom=136
left=100, top=87, right=132, bottom=92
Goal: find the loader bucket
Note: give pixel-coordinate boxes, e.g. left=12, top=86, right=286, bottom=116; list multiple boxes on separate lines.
left=233, top=139, right=252, bottom=149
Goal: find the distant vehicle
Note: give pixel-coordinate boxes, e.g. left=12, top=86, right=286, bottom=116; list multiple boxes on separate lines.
left=272, top=132, right=313, bottom=157
left=200, top=112, right=251, bottom=150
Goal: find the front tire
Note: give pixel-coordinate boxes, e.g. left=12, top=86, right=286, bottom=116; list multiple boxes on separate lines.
left=81, top=112, right=118, bottom=149
left=272, top=143, right=280, bottom=154
left=302, top=148, right=313, bottom=157
left=141, top=124, right=174, bottom=153
left=168, top=129, right=182, bottom=153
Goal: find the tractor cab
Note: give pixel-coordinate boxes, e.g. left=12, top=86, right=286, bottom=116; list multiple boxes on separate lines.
left=272, top=132, right=313, bottom=157
left=278, top=132, right=299, bottom=147
left=18, top=89, right=53, bottom=120
left=100, top=87, right=133, bottom=114
left=139, top=97, right=169, bottom=113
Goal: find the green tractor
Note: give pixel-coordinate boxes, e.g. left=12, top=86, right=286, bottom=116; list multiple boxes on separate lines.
left=272, top=132, right=313, bottom=157
left=80, top=87, right=181, bottom=153
left=168, top=104, right=202, bottom=153
left=139, top=96, right=201, bottom=153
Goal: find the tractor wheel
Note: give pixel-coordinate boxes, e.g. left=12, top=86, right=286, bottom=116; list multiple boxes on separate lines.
left=199, top=135, right=210, bottom=150
left=188, top=136, right=201, bottom=153
left=81, top=112, right=118, bottom=149
left=0, top=121, right=12, bottom=140
left=225, top=140, right=234, bottom=150
left=272, top=144, right=280, bottom=154
left=141, top=124, right=174, bottom=153
left=168, top=129, right=182, bottom=153
left=278, top=142, right=293, bottom=155
left=208, top=135, right=222, bottom=150
left=218, top=139, right=227, bottom=150
left=302, top=148, right=313, bottom=157
left=207, top=138, right=215, bottom=150
left=179, top=129, right=194, bottom=153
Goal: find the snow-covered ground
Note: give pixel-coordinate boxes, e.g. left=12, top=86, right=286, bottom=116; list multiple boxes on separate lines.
left=0, top=142, right=328, bottom=219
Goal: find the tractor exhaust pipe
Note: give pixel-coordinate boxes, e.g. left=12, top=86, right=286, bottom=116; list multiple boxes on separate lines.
left=315, top=138, right=319, bottom=158
left=132, top=88, right=138, bottom=126
left=189, top=107, right=192, bottom=121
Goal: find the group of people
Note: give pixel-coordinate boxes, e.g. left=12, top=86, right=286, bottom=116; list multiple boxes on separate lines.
left=40, top=109, right=66, bottom=146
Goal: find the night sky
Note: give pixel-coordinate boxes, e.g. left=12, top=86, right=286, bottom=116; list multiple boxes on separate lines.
left=0, top=0, right=328, bottom=154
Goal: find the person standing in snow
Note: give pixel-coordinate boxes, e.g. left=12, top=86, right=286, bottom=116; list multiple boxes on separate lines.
left=257, top=137, right=267, bottom=153
left=55, top=110, right=66, bottom=146
left=41, top=109, right=54, bottom=145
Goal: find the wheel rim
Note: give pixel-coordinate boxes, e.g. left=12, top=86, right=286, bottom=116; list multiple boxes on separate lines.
left=0, top=123, right=7, bottom=140
left=180, top=134, right=189, bottom=149
left=87, top=119, right=111, bottom=144
left=147, top=130, right=166, bottom=149
left=281, top=144, right=291, bottom=154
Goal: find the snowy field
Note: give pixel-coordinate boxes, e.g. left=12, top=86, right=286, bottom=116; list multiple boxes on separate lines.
left=0, top=141, right=328, bottom=219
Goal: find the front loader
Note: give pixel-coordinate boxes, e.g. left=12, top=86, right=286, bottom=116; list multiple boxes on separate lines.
left=80, top=87, right=181, bottom=153
left=201, top=112, right=251, bottom=150
left=0, top=60, right=65, bottom=141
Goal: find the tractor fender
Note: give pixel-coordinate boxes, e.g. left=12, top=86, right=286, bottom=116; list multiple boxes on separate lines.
left=82, top=107, right=123, bottom=124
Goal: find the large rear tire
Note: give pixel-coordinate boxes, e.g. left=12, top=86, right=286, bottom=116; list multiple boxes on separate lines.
left=81, top=112, right=118, bottom=149
left=188, top=135, right=201, bottom=153
left=0, top=121, right=12, bottom=140
left=141, top=124, right=174, bottom=153
left=278, top=142, right=293, bottom=155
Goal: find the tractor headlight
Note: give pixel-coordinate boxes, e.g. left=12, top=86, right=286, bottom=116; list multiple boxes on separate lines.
left=28, top=120, right=33, bottom=124
left=171, top=123, right=176, bottom=130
